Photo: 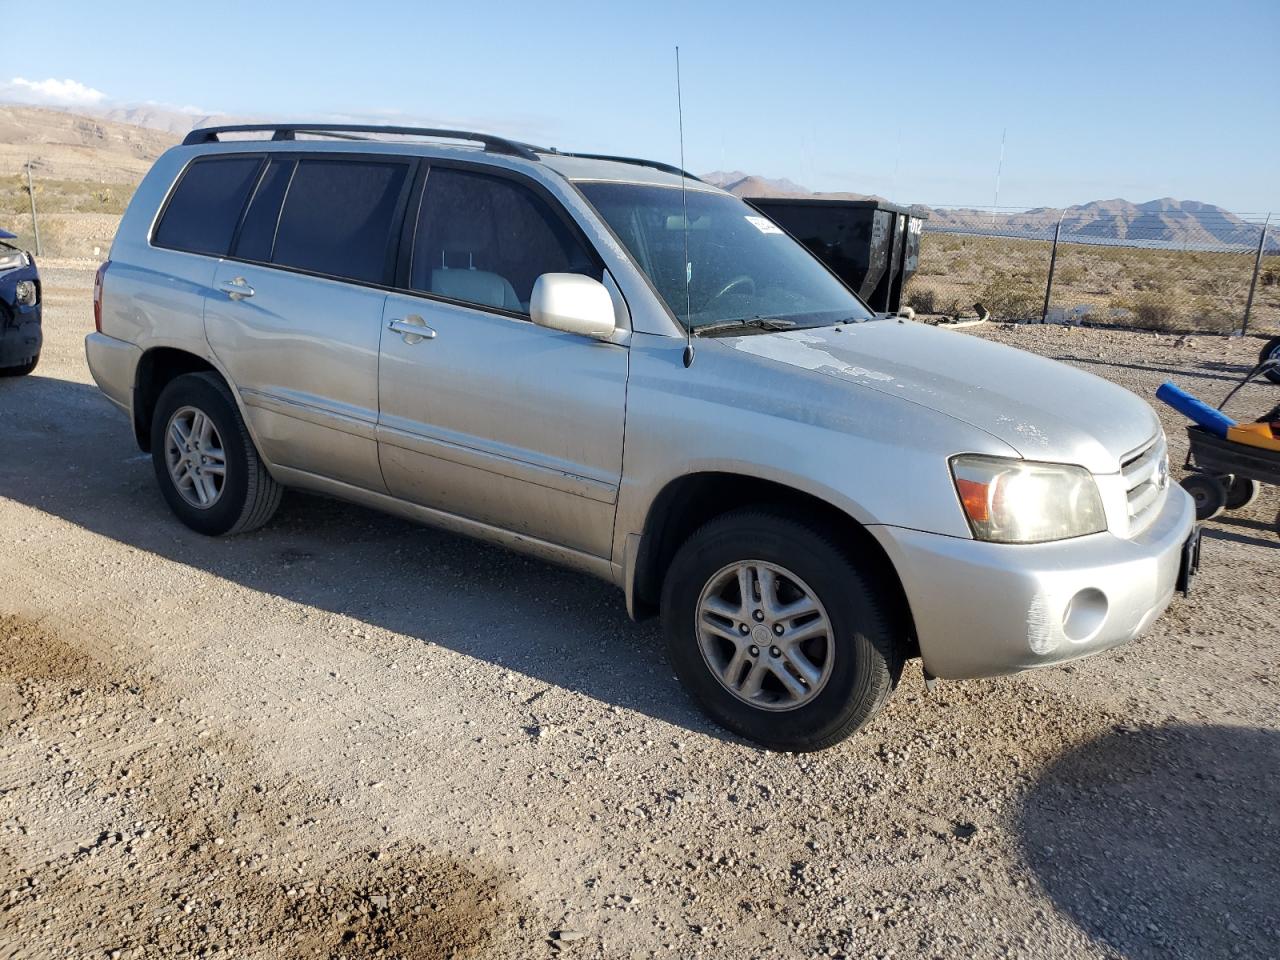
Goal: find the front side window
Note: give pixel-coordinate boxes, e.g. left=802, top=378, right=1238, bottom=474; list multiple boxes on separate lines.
left=411, top=168, right=599, bottom=314
left=577, top=182, right=873, bottom=330
left=153, top=156, right=263, bottom=256
left=271, top=159, right=409, bottom=284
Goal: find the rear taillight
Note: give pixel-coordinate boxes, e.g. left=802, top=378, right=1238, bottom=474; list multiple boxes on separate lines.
left=93, top=260, right=110, bottom=333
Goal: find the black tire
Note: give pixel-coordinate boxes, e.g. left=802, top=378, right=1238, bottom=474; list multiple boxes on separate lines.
left=0, top=351, right=38, bottom=377
left=661, top=508, right=903, bottom=752
left=1260, top=337, right=1280, bottom=386
left=150, top=372, right=282, bottom=536
left=1224, top=475, right=1260, bottom=511
left=1180, top=473, right=1227, bottom=521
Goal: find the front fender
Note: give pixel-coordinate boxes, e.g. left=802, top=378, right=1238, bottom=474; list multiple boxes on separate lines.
left=612, top=333, right=1016, bottom=592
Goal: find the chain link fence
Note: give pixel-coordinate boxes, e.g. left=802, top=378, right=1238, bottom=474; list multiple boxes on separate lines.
left=903, top=207, right=1278, bottom=336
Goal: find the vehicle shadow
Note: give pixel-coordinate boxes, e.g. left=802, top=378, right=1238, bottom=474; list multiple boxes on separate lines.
left=1054, top=355, right=1256, bottom=385
left=0, top=374, right=726, bottom=742
left=1019, top=724, right=1280, bottom=960
left=1204, top=525, right=1278, bottom=551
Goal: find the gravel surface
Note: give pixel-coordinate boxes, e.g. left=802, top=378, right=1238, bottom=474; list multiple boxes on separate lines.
left=2, top=267, right=1277, bottom=959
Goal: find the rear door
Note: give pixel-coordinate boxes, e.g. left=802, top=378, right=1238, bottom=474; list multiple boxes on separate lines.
left=376, top=164, right=628, bottom=558
left=204, top=154, right=414, bottom=493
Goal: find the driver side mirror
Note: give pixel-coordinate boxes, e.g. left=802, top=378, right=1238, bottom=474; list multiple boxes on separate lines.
left=530, top=273, right=616, bottom=340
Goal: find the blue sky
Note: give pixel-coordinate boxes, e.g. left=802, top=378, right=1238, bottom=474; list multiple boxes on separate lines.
left=3, top=0, right=1276, bottom=212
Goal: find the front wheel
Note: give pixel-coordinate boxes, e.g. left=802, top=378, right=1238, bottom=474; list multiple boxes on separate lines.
left=0, top=351, right=38, bottom=377
left=150, top=372, right=282, bottom=536
left=661, top=508, right=903, bottom=752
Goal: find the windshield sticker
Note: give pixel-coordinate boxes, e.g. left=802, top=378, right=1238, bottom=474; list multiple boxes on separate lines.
left=744, top=215, right=784, bottom=235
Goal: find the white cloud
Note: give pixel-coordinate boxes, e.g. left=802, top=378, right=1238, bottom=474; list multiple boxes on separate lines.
left=1, top=77, right=108, bottom=107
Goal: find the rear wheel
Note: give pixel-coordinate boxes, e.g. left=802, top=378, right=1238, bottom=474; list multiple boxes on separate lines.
left=1180, top=473, right=1226, bottom=521
left=661, top=508, right=903, bottom=752
left=150, top=372, right=282, bottom=536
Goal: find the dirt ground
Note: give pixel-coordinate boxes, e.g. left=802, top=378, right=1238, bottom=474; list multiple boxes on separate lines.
left=2, top=263, right=1278, bottom=960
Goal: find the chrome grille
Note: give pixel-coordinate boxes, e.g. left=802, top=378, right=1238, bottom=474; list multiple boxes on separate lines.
left=1121, top=433, right=1167, bottom=535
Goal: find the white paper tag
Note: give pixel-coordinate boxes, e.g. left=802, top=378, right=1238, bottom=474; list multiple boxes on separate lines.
left=744, top=215, right=783, bottom=235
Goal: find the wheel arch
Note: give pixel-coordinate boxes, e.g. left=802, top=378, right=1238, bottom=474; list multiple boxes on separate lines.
left=132, top=346, right=231, bottom=451
left=629, top=471, right=918, bottom=657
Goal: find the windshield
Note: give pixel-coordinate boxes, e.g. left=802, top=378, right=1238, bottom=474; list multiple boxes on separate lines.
left=577, top=182, right=874, bottom=331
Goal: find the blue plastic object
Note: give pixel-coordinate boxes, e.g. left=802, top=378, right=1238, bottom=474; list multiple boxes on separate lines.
left=1156, top=382, right=1237, bottom=438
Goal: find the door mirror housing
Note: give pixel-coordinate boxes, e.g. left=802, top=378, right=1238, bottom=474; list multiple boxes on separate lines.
left=530, top=273, right=616, bottom=339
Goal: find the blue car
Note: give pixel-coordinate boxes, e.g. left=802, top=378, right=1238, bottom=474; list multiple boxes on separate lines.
left=0, top=228, right=41, bottom=376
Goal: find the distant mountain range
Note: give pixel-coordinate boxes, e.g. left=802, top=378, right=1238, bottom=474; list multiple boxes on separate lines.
left=922, top=197, right=1268, bottom=250
left=699, top=171, right=1273, bottom=251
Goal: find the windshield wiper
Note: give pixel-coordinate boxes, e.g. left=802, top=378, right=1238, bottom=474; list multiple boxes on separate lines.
left=693, top=316, right=797, bottom=337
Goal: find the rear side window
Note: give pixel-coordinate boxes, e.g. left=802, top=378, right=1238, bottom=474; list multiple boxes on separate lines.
left=271, top=159, right=409, bottom=284
left=153, top=157, right=263, bottom=256
left=410, top=168, right=599, bottom=314
left=233, top=158, right=295, bottom=263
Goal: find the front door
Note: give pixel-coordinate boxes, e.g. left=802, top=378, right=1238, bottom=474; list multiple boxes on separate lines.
left=376, top=165, right=628, bottom=558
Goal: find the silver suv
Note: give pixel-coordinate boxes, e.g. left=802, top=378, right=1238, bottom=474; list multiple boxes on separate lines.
left=86, top=123, right=1197, bottom=751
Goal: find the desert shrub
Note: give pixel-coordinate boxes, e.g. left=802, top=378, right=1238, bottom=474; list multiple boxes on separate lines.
left=906, top=287, right=937, bottom=314
left=978, top=276, right=1041, bottom=320
left=1261, top=269, right=1276, bottom=287
left=1188, top=298, right=1237, bottom=334
left=1054, top=263, right=1085, bottom=286
left=1125, top=293, right=1179, bottom=331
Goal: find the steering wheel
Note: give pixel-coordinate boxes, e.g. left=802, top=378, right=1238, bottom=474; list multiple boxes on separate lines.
left=706, top=274, right=756, bottom=306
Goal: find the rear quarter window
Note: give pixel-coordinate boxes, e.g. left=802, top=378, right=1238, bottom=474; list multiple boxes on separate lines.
left=153, top=156, right=264, bottom=256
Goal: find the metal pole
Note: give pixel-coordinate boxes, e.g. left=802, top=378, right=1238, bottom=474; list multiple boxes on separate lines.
left=1241, top=213, right=1269, bottom=337
left=1041, top=213, right=1063, bottom=323
left=25, top=159, right=41, bottom=257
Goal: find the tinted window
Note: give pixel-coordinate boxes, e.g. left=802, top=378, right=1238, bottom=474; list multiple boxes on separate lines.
left=154, top=157, right=262, bottom=256
left=233, top=158, right=295, bottom=263
left=272, top=159, right=409, bottom=284
left=411, top=168, right=598, bottom=314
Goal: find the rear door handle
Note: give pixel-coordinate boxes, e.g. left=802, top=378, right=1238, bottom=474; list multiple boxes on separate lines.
left=218, top=277, right=255, bottom=301
left=388, top=315, right=437, bottom=343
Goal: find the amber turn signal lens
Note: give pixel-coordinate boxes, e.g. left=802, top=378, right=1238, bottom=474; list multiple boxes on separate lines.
left=955, top=478, right=991, bottom=523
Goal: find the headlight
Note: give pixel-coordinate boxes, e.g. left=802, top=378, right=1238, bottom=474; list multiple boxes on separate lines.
left=950, top=455, right=1106, bottom=543
left=15, top=280, right=37, bottom=306
left=0, top=250, right=29, bottom=272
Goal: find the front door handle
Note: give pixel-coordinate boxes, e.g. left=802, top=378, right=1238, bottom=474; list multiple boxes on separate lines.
left=388, top=315, right=437, bottom=343
left=218, top=277, right=255, bottom=301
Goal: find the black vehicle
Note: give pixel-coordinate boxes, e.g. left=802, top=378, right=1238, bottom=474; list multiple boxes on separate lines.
left=0, top=228, right=41, bottom=376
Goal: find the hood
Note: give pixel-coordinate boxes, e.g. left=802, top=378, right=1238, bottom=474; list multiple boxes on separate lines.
left=717, top=321, right=1160, bottom=473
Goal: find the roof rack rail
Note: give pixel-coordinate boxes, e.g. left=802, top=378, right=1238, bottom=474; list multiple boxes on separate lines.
left=553, top=152, right=702, bottom=182
left=181, top=123, right=542, bottom=160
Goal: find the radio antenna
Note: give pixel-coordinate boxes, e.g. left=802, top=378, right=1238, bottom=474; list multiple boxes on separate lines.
left=676, top=45, right=695, bottom=368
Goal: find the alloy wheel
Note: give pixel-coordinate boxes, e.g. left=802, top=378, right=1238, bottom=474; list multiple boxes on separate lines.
left=164, top=405, right=227, bottom=509
left=695, top=560, right=835, bottom=711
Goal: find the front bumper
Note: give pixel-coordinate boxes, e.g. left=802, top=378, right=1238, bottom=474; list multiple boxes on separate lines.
left=873, top=485, right=1196, bottom=680
left=0, top=302, right=41, bottom=368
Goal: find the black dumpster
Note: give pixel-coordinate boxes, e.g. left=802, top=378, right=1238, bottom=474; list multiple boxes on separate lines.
left=745, top=198, right=927, bottom=313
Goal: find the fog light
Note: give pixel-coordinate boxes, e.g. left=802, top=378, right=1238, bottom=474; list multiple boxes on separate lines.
left=14, top=280, right=37, bottom=306
left=1062, top=588, right=1108, bottom=642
